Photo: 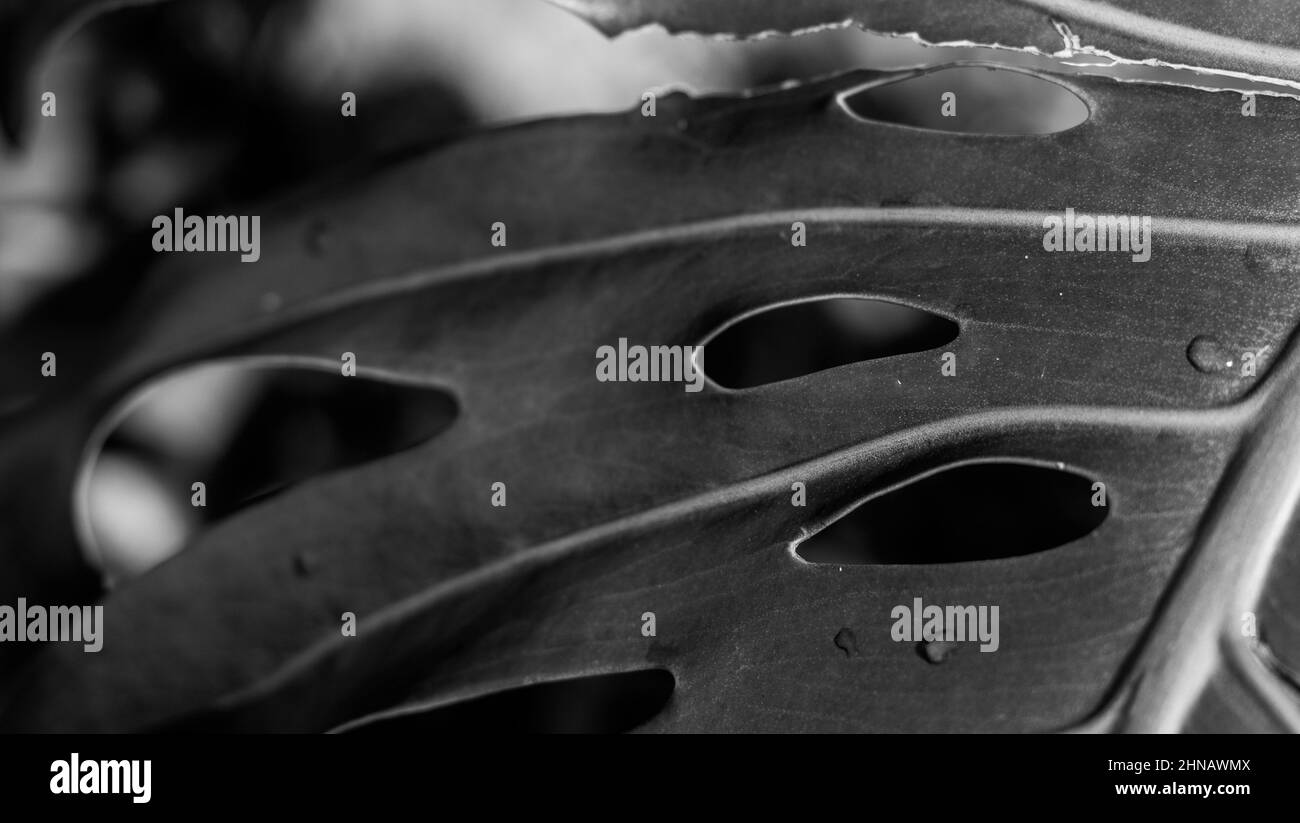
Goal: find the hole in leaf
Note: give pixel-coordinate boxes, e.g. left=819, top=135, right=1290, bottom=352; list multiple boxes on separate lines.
left=77, top=360, right=458, bottom=584
left=339, top=669, right=675, bottom=734
left=796, top=460, right=1107, bottom=565
left=839, top=66, right=1089, bottom=135
left=702, top=297, right=957, bottom=389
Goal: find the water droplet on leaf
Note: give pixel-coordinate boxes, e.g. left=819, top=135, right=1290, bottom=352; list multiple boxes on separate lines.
left=306, top=220, right=332, bottom=256
left=917, top=639, right=959, bottom=664
left=1187, top=335, right=1234, bottom=373
left=260, top=292, right=282, bottom=313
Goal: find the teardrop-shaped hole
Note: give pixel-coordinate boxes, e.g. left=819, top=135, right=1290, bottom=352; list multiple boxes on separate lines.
left=796, top=460, right=1107, bottom=564
left=338, top=669, right=675, bottom=734
left=702, top=297, right=957, bottom=389
left=76, top=360, right=458, bottom=584
left=839, top=66, right=1089, bottom=135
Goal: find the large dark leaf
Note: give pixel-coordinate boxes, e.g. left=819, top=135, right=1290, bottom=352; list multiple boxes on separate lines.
left=2, top=51, right=1299, bottom=732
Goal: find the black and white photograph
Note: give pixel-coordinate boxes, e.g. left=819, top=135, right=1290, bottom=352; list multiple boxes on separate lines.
left=0, top=0, right=1293, bottom=798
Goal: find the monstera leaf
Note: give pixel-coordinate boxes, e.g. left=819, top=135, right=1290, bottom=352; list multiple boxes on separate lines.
left=550, top=0, right=1300, bottom=83
left=2, top=1, right=1300, bottom=733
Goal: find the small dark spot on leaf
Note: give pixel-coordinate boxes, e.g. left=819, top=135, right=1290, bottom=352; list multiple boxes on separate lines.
left=834, top=627, right=859, bottom=657
left=645, top=640, right=679, bottom=666
left=293, top=550, right=317, bottom=577
left=305, top=219, right=332, bottom=256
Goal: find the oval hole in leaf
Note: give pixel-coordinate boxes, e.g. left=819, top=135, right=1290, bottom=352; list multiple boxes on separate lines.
left=338, top=669, right=675, bottom=734
left=76, top=360, right=458, bottom=585
left=796, top=460, right=1107, bottom=565
left=839, top=67, right=1089, bottom=135
left=702, top=297, right=957, bottom=389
